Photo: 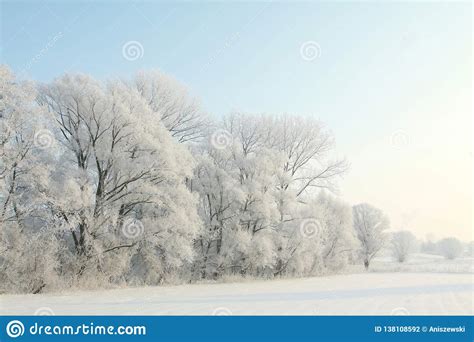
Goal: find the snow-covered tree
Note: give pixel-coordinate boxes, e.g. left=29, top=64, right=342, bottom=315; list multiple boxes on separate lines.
left=190, top=148, right=243, bottom=278
left=191, top=113, right=349, bottom=279
left=37, top=73, right=202, bottom=286
left=420, top=234, right=438, bottom=254
left=391, top=230, right=416, bottom=263
left=352, top=203, right=390, bottom=269
left=129, top=70, right=208, bottom=143
left=190, top=125, right=281, bottom=278
left=0, top=65, right=61, bottom=293
left=437, top=237, right=463, bottom=260
left=466, top=241, right=474, bottom=257
left=288, top=192, right=357, bottom=275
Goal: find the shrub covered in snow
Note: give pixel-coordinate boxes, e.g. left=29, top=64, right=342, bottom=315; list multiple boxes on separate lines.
left=437, top=238, right=463, bottom=260
left=391, top=230, right=417, bottom=263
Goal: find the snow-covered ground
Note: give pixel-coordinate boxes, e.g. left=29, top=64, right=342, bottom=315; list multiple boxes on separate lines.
left=2, top=254, right=472, bottom=315
left=1, top=272, right=472, bottom=315
left=370, top=253, right=474, bottom=273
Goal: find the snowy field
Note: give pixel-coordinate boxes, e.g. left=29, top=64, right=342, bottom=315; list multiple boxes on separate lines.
left=370, top=253, right=474, bottom=274
left=1, top=272, right=472, bottom=316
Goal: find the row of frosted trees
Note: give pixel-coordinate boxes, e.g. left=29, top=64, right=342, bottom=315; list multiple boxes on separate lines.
left=1, top=66, right=388, bottom=293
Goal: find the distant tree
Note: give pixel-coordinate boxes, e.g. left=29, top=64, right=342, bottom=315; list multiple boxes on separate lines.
left=467, top=241, right=474, bottom=257
left=391, top=231, right=416, bottom=263
left=420, top=240, right=437, bottom=254
left=437, top=237, right=463, bottom=260
left=352, top=203, right=390, bottom=269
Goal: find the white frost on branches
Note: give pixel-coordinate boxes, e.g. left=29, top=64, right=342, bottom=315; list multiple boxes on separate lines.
left=1, top=65, right=435, bottom=294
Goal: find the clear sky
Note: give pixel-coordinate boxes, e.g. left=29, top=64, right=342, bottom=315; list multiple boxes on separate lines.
left=1, top=1, right=472, bottom=241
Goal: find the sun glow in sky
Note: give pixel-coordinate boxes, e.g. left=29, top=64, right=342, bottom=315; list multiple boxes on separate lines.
left=1, top=1, right=472, bottom=240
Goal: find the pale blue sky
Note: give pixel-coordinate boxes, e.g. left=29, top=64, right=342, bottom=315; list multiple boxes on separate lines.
left=1, top=1, right=472, bottom=240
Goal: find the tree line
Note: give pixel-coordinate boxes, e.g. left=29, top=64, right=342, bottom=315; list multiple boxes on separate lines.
left=0, top=66, right=466, bottom=293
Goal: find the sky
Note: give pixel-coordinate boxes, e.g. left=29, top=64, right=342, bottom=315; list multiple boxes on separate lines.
left=1, top=1, right=472, bottom=241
